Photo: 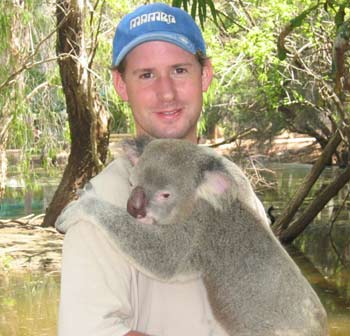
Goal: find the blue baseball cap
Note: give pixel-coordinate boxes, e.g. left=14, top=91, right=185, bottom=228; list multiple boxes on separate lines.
left=112, top=3, right=206, bottom=67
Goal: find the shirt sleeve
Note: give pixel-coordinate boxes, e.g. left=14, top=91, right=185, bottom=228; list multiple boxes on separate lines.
left=58, top=220, right=136, bottom=336
left=57, top=157, right=138, bottom=336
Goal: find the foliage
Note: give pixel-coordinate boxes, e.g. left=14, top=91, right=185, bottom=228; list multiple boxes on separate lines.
left=0, top=0, right=68, bottom=175
left=177, top=0, right=350, bottom=148
left=0, top=254, right=14, bottom=271
left=92, top=0, right=142, bottom=134
left=1, top=0, right=349, bottom=168
left=275, top=0, right=350, bottom=151
left=172, top=0, right=218, bottom=29
left=0, top=0, right=138, bottom=177
left=195, top=0, right=293, bottom=140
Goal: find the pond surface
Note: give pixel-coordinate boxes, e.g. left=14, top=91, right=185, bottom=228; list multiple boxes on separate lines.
left=0, top=272, right=60, bottom=336
left=261, top=163, right=350, bottom=335
left=0, top=163, right=349, bottom=335
left=0, top=169, right=59, bottom=219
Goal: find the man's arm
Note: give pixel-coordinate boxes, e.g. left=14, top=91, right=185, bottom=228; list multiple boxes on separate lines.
left=58, top=220, right=139, bottom=336
left=57, top=156, right=155, bottom=336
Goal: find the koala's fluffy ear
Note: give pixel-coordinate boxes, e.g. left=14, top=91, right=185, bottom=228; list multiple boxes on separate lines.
left=196, top=170, right=232, bottom=210
left=122, top=136, right=153, bottom=166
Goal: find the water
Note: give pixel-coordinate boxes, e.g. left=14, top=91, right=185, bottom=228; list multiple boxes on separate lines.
left=261, top=163, right=350, bottom=298
left=261, top=163, right=350, bottom=335
left=0, top=171, right=59, bottom=219
left=0, top=163, right=349, bottom=335
left=0, top=272, right=60, bottom=336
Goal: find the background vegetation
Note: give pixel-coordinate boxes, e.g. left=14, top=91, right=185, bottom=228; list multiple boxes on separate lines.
left=0, top=0, right=349, bottom=240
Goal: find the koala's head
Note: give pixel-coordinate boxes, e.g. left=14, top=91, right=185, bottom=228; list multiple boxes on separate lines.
left=123, top=137, right=232, bottom=225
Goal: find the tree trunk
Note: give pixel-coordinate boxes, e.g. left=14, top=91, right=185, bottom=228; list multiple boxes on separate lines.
left=42, top=0, right=110, bottom=227
left=272, top=129, right=342, bottom=236
left=279, top=166, right=350, bottom=244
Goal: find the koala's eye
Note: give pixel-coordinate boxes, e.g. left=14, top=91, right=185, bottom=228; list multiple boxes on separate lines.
left=157, top=191, right=171, bottom=201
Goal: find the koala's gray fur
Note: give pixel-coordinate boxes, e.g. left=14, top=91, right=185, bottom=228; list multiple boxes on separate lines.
left=56, top=138, right=329, bottom=336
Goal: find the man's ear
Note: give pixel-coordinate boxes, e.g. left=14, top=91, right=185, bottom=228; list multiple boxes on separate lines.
left=112, top=70, right=129, bottom=101
left=201, top=59, right=214, bottom=92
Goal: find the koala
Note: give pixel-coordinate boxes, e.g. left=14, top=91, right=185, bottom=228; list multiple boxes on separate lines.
left=56, top=137, right=329, bottom=336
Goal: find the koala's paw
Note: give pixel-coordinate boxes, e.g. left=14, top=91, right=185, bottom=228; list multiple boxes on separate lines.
left=55, top=194, right=98, bottom=233
left=55, top=199, right=79, bottom=233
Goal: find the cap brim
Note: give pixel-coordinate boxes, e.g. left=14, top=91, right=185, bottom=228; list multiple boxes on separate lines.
left=113, top=31, right=198, bottom=66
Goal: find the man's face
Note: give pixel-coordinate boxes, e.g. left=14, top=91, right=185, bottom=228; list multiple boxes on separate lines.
left=113, top=41, right=213, bottom=143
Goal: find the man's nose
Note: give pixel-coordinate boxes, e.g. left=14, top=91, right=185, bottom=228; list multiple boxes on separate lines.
left=157, top=76, right=176, bottom=101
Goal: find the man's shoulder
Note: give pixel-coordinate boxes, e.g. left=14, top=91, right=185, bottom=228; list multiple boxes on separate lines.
left=89, top=154, right=132, bottom=205
left=94, top=154, right=131, bottom=181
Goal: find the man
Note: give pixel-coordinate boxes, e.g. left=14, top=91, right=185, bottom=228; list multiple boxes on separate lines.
left=57, top=3, right=267, bottom=336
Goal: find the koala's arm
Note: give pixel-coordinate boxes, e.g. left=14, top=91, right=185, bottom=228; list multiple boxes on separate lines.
left=56, top=158, right=159, bottom=336
left=56, top=194, right=200, bottom=282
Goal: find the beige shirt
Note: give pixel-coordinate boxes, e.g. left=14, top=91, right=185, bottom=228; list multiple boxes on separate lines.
left=57, top=152, right=268, bottom=336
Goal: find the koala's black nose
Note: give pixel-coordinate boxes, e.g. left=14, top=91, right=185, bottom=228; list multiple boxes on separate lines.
left=127, top=186, right=148, bottom=218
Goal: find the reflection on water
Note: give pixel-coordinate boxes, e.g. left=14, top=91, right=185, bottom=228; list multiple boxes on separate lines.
left=0, top=272, right=60, bottom=336
left=288, top=246, right=350, bottom=335
left=0, top=170, right=60, bottom=219
left=0, top=163, right=349, bottom=335
left=262, top=163, right=350, bottom=335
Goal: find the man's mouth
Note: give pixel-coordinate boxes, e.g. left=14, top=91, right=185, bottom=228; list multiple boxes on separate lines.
left=162, top=110, right=177, bottom=115
left=155, top=108, right=181, bottom=118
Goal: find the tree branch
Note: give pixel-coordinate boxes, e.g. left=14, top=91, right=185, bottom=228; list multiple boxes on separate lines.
left=0, top=8, right=71, bottom=91
left=208, top=128, right=257, bottom=148
left=279, top=165, right=350, bottom=244
left=272, top=129, right=343, bottom=235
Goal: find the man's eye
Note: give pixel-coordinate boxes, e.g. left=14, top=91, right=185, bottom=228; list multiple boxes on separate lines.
left=140, top=72, right=153, bottom=79
left=175, top=67, right=187, bottom=74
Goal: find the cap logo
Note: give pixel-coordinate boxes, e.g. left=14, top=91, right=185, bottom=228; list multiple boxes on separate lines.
left=130, top=11, right=176, bottom=30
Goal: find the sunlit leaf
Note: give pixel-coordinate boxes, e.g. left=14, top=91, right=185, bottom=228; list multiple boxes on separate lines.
left=198, top=1, right=204, bottom=29
left=334, top=4, right=345, bottom=28
left=277, top=42, right=287, bottom=61
left=191, top=0, right=197, bottom=19
left=289, top=4, right=319, bottom=29
left=200, top=0, right=207, bottom=20
left=206, top=0, right=218, bottom=26
left=172, top=0, right=182, bottom=8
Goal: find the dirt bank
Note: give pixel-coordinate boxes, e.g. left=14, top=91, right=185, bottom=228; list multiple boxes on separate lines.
left=0, top=216, right=63, bottom=273
left=210, top=132, right=321, bottom=164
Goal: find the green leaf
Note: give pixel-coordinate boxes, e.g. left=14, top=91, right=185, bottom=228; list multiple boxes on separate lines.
left=206, top=0, right=218, bottom=26
left=334, top=5, right=345, bottom=29
left=289, top=3, right=320, bottom=29
left=198, top=1, right=204, bottom=29
left=200, top=0, right=207, bottom=21
left=171, top=0, right=182, bottom=8
left=277, top=43, right=287, bottom=61
left=183, top=0, right=188, bottom=12
left=191, top=0, right=197, bottom=19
